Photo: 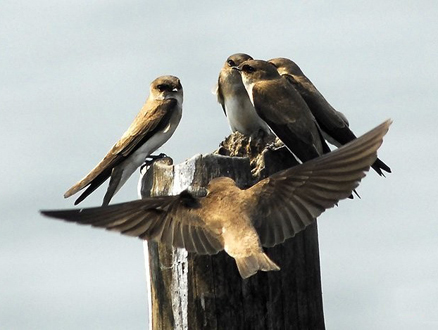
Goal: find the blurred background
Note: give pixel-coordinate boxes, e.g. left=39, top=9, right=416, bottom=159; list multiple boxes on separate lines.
left=1, top=1, right=437, bottom=329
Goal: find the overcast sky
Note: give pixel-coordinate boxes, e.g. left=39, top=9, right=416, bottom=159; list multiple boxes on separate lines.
left=1, top=1, right=437, bottom=329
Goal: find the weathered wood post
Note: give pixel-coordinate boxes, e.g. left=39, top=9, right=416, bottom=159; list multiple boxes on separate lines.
left=139, top=133, right=325, bottom=330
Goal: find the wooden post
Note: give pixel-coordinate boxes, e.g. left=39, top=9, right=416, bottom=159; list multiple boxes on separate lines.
left=139, top=133, right=325, bottom=330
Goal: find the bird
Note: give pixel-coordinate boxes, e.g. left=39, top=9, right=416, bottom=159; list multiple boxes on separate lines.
left=234, top=59, right=331, bottom=163
left=268, top=57, right=391, bottom=176
left=41, top=120, right=392, bottom=279
left=64, top=75, right=183, bottom=206
left=216, top=53, right=271, bottom=136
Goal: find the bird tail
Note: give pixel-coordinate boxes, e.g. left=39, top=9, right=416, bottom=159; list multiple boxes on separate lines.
left=235, top=252, right=280, bottom=279
left=371, top=158, right=391, bottom=176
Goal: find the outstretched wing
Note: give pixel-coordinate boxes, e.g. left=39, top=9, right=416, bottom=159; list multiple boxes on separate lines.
left=42, top=190, right=223, bottom=255
left=246, top=120, right=391, bottom=247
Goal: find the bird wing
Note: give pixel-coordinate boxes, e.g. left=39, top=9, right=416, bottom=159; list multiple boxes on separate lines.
left=246, top=120, right=391, bottom=247
left=283, top=74, right=391, bottom=175
left=251, top=79, right=327, bottom=161
left=114, top=98, right=178, bottom=156
left=282, top=74, right=354, bottom=142
left=64, top=98, right=178, bottom=201
left=216, top=76, right=227, bottom=116
left=42, top=190, right=223, bottom=255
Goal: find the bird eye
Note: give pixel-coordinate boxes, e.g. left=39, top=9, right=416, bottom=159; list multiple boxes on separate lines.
left=227, top=59, right=236, bottom=67
left=242, top=65, right=255, bottom=73
left=157, top=84, right=168, bottom=92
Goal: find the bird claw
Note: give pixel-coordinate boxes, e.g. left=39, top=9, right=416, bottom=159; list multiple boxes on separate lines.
left=140, top=153, right=168, bottom=171
left=266, top=141, right=279, bottom=151
left=146, top=153, right=168, bottom=161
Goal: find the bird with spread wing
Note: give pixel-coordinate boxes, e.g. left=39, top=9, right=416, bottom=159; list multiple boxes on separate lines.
left=42, top=120, right=391, bottom=279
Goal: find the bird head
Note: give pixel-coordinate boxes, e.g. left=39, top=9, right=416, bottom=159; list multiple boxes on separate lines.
left=233, top=59, right=281, bottom=85
left=268, top=57, right=304, bottom=76
left=150, top=75, right=183, bottom=102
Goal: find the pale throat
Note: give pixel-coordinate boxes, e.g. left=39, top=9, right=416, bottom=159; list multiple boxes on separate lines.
left=241, top=80, right=255, bottom=105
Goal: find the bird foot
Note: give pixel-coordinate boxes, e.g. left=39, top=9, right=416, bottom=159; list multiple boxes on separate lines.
left=146, top=152, right=168, bottom=161
left=266, top=142, right=277, bottom=150
left=140, top=153, right=169, bottom=171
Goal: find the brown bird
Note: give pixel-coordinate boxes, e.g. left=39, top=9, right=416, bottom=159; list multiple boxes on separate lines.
left=216, top=53, right=271, bottom=136
left=268, top=57, right=391, bottom=176
left=41, top=120, right=391, bottom=279
left=234, top=59, right=331, bottom=163
left=64, top=75, right=183, bottom=206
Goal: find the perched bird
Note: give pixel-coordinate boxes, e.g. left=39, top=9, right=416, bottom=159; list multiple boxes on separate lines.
left=234, top=59, right=331, bottom=162
left=268, top=57, right=391, bottom=176
left=216, top=53, right=271, bottom=136
left=41, top=120, right=391, bottom=279
left=64, top=75, right=183, bottom=206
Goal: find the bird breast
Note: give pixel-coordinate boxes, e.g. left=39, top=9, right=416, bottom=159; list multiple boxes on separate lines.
left=225, top=95, right=270, bottom=135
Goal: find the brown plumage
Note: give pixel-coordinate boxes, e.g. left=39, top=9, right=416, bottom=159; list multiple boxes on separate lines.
left=269, top=57, right=391, bottom=176
left=42, top=120, right=391, bottom=278
left=216, top=53, right=271, bottom=136
left=235, top=59, right=331, bottom=163
left=64, top=75, right=183, bottom=206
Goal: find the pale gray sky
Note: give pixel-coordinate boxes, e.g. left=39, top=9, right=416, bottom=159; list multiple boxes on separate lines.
left=1, top=1, right=437, bottom=329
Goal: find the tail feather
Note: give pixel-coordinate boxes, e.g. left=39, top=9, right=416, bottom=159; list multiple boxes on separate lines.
left=235, top=252, right=280, bottom=279
left=372, top=157, right=391, bottom=176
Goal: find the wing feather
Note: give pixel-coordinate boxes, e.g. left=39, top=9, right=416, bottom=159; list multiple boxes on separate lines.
left=283, top=73, right=391, bottom=175
left=246, top=120, right=391, bottom=247
left=64, top=98, right=177, bottom=200
left=251, top=79, right=327, bottom=161
left=41, top=191, right=223, bottom=255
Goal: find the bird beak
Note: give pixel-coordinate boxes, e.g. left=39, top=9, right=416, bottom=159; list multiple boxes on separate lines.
left=232, top=66, right=242, bottom=71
